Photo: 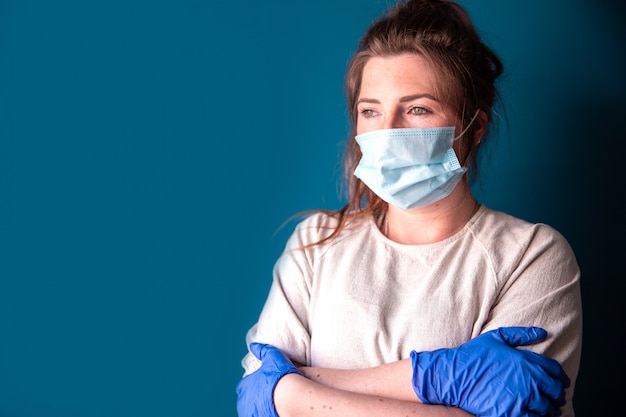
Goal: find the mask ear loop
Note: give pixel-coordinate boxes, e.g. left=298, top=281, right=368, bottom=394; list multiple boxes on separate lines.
left=453, top=109, right=481, bottom=141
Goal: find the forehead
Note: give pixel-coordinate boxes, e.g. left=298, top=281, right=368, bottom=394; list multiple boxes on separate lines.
left=359, top=53, right=438, bottom=98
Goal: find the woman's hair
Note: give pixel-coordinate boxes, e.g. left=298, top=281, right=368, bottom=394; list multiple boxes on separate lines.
left=308, top=0, right=503, bottom=246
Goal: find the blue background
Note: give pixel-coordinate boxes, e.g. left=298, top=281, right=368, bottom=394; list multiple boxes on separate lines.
left=1, top=0, right=624, bottom=416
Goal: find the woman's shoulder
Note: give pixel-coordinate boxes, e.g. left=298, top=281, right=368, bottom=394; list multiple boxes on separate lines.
left=290, top=211, right=340, bottom=240
left=474, top=206, right=576, bottom=261
left=284, top=210, right=371, bottom=251
left=478, top=206, right=565, bottom=236
left=296, top=210, right=340, bottom=229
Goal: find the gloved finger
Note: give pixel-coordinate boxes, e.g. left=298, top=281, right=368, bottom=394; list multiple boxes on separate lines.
left=249, top=342, right=270, bottom=360
left=235, top=374, right=252, bottom=396
left=550, top=399, right=565, bottom=417
left=497, top=326, right=548, bottom=346
left=515, top=412, right=540, bottom=417
left=250, top=342, right=301, bottom=379
left=523, top=363, right=567, bottom=407
left=524, top=350, right=571, bottom=389
left=525, top=387, right=562, bottom=417
left=537, top=378, right=566, bottom=408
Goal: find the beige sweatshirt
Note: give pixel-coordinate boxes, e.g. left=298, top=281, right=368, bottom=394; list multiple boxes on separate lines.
left=242, top=205, right=583, bottom=417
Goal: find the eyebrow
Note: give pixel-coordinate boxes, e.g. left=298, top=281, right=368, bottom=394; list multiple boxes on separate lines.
left=400, top=93, right=438, bottom=102
left=357, top=93, right=439, bottom=105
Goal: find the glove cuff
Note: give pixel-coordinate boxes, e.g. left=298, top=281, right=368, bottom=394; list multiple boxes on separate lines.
left=410, top=350, right=432, bottom=405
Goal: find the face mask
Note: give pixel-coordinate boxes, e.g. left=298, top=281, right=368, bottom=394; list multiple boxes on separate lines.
left=354, top=126, right=467, bottom=210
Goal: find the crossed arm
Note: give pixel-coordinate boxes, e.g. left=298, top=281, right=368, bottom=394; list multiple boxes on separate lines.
left=274, top=369, right=471, bottom=417
left=247, top=346, right=472, bottom=417
left=237, top=328, right=569, bottom=417
left=297, top=358, right=417, bottom=402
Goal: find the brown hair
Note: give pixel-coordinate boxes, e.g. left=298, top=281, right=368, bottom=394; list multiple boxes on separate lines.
left=306, top=0, right=503, bottom=246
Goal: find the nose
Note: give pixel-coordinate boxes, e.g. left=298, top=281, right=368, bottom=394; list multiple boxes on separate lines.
left=383, top=109, right=408, bottom=129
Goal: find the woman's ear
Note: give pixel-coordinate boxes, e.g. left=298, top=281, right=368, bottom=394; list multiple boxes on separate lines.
left=473, top=110, right=489, bottom=145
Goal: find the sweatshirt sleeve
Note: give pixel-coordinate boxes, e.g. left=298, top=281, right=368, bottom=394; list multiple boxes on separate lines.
left=482, top=224, right=583, bottom=417
left=240, top=214, right=326, bottom=376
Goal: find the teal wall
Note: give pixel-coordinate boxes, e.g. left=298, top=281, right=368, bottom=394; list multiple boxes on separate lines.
left=1, top=1, right=624, bottom=416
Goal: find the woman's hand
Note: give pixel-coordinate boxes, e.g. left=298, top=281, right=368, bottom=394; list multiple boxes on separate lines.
left=236, top=343, right=302, bottom=417
left=411, top=326, right=570, bottom=417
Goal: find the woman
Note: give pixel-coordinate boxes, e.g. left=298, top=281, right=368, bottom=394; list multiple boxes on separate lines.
left=237, top=1, right=582, bottom=416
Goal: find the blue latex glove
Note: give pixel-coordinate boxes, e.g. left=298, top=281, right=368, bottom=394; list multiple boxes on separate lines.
left=236, top=343, right=302, bottom=417
left=411, top=327, right=571, bottom=417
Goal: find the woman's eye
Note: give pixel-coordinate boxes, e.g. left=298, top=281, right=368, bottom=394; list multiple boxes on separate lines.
left=409, top=107, right=428, bottom=116
left=360, top=109, right=378, bottom=118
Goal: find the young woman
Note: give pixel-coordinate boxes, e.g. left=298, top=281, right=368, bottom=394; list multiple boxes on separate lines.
left=237, top=1, right=582, bottom=416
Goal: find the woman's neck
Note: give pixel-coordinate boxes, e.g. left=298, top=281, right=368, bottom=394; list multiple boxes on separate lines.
left=385, top=182, right=479, bottom=245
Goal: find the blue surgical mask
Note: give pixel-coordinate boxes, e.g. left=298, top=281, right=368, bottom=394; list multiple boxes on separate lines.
left=354, top=126, right=467, bottom=210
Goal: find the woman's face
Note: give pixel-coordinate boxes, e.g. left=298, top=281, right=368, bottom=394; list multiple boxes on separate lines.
left=356, top=53, right=457, bottom=135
